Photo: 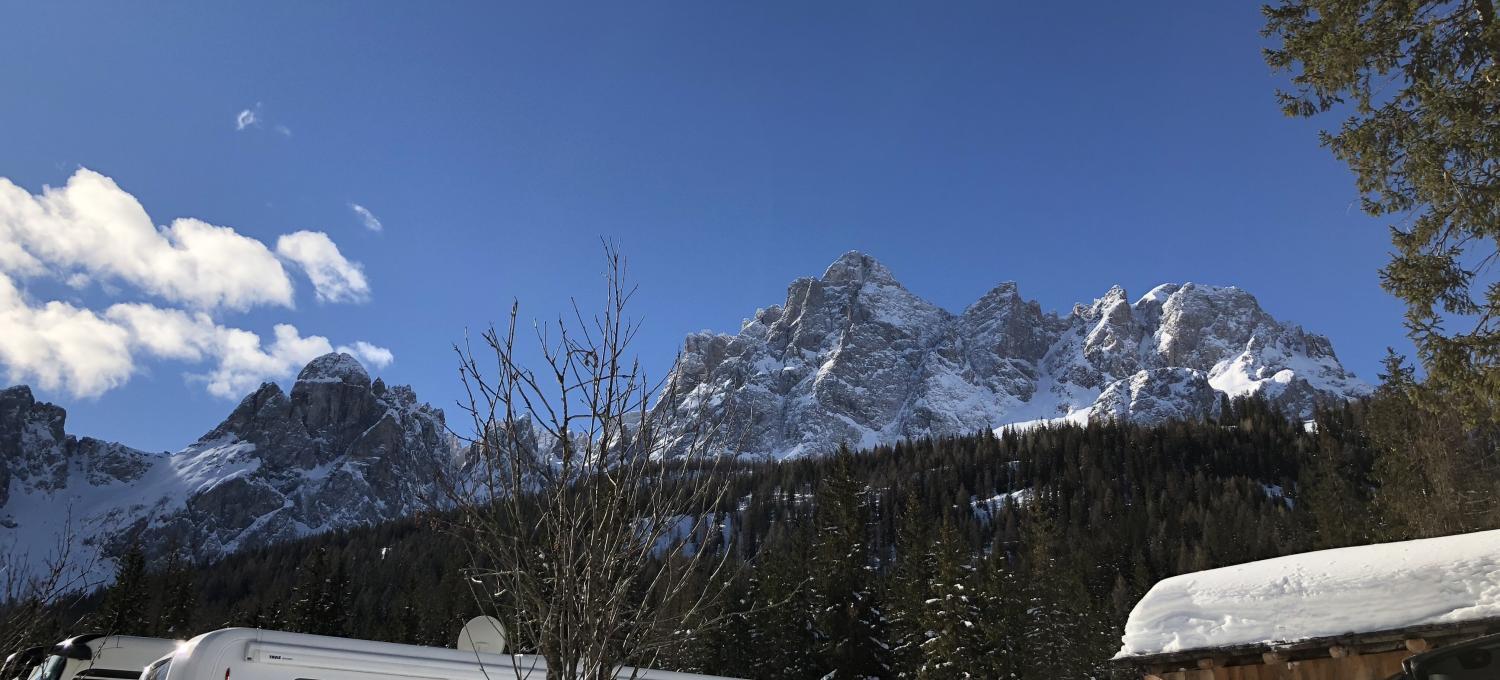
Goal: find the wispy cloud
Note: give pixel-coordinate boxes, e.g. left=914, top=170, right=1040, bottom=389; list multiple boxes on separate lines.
left=235, top=104, right=262, bottom=131
left=349, top=203, right=384, bottom=232
left=235, top=102, right=291, bottom=136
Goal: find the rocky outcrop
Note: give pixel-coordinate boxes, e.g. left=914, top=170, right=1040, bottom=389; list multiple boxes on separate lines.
left=653, top=252, right=1369, bottom=459
left=0, top=354, right=455, bottom=565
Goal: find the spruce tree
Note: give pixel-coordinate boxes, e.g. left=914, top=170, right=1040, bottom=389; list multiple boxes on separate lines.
left=1263, top=0, right=1500, bottom=420
left=154, top=546, right=198, bottom=637
left=914, top=521, right=985, bottom=680
left=885, top=493, right=932, bottom=679
left=95, top=543, right=149, bottom=636
left=810, top=446, right=890, bottom=679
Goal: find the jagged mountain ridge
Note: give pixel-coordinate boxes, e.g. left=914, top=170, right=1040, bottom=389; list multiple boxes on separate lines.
left=0, top=353, right=456, bottom=570
left=652, top=252, right=1369, bottom=459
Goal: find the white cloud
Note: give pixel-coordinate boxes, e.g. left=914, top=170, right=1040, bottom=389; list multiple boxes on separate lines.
left=0, top=274, right=135, bottom=398
left=0, top=169, right=391, bottom=400
left=235, top=106, right=261, bottom=131
left=274, top=124, right=293, bottom=137
left=337, top=340, right=394, bottom=369
left=198, top=323, right=338, bottom=398
left=349, top=203, right=384, bottom=232
left=275, top=230, right=370, bottom=303
left=103, top=302, right=335, bottom=397
left=0, top=169, right=296, bottom=311
left=0, top=276, right=393, bottom=399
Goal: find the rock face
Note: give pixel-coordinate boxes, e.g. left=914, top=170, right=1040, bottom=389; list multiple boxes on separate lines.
left=653, top=252, right=1369, bottom=459
left=0, top=353, right=455, bottom=567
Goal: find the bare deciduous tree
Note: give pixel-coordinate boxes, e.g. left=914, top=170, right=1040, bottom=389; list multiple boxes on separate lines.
left=441, top=245, right=737, bottom=680
left=0, top=510, right=103, bottom=661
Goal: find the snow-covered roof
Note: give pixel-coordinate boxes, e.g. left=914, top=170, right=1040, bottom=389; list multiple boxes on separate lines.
left=1115, top=529, right=1500, bottom=659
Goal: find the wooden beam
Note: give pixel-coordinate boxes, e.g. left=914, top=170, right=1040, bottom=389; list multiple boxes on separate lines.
left=1196, top=656, right=1226, bottom=669
left=1406, top=638, right=1431, bottom=653
left=1329, top=644, right=1360, bottom=658
left=1262, top=650, right=1290, bottom=665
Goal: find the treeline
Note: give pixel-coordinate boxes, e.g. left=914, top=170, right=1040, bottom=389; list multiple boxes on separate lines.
left=42, top=370, right=1500, bottom=679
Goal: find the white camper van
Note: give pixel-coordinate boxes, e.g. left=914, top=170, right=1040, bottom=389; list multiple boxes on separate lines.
left=142, top=626, right=743, bottom=680
left=29, top=636, right=179, bottom=680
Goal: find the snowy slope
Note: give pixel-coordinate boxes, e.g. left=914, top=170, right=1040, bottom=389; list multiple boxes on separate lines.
left=0, top=353, right=457, bottom=578
left=653, top=252, right=1369, bottom=459
left=1115, top=529, right=1500, bottom=658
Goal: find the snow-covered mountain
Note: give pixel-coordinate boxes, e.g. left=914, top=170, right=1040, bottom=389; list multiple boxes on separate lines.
left=0, top=353, right=456, bottom=572
left=653, top=252, right=1369, bottom=459
left=0, top=253, right=1371, bottom=569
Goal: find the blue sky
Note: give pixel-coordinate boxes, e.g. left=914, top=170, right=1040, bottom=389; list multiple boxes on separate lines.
left=0, top=2, right=1405, bottom=451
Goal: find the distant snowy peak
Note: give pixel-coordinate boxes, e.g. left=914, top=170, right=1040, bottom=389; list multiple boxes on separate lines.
left=0, top=385, right=158, bottom=509
left=0, top=353, right=455, bottom=570
left=296, top=351, right=371, bottom=385
left=654, top=253, right=1369, bottom=459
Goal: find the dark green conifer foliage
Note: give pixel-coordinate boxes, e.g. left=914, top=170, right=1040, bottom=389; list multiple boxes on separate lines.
left=1262, top=0, right=1500, bottom=422
left=153, top=546, right=197, bottom=637
left=95, top=543, right=149, bottom=635
left=741, top=524, right=818, bottom=680
left=885, top=493, right=932, bottom=679
left=810, top=445, right=890, bottom=679
left=913, top=521, right=985, bottom=680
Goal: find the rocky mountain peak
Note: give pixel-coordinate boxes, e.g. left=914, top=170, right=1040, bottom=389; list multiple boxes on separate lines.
left=295, top=352, right=371, bottom=386
left=821, top=250, right=901, bottom=288
left=0, top=385, right=62, bottom=443
left=654, top=254, right=1370, bottom=459
left=0, top=353, right=454, bottom=570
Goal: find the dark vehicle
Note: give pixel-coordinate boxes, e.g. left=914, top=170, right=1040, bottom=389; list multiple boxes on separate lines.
left=1405, top=633, right=1500, bottom=680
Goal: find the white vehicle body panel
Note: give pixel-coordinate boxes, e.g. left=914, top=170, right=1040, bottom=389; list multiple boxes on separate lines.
left=149, top=629, right=742, bottom=680
left=38, top=636, right=178, bottom=680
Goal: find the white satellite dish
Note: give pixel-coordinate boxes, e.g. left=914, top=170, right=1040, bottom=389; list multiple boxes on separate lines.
left=457, top=615, right=508, bottom=655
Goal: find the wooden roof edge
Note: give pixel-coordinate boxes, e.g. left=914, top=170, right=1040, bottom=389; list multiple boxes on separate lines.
left=1112, top=617, right=1500, bottom=668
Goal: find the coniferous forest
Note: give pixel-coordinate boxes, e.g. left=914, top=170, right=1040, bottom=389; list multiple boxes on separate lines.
left=39, top=358, right=1500, bottom=679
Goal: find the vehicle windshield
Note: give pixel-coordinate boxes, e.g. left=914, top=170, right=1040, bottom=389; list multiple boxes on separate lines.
left=142, top=659, right=170, bottom=680
left=27, top=656, right=65, bottom=680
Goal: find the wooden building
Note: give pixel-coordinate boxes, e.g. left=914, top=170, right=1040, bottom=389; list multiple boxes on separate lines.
left=1112, top=530, right=1500, bottom=680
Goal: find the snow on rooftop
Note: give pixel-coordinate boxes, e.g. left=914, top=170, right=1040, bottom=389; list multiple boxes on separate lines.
left=1115, top=529, right=1500, bottom=659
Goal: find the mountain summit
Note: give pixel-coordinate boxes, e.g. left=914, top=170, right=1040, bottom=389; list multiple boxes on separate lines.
left=0, top=353, right=455, bottom=571
left=652, top=252, right=1368, bottom=459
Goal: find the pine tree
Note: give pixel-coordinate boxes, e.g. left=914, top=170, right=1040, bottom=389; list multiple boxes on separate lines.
left=810, top=446, right=890, bottom=679
left=742, top=524, right=818, bottom=680
left=1263, top=0, right=1500, bottom=420
left=95, top=543, right=149, bottom=636
left=914, top=521, right=985, bottom=680
left=885, top=494, right=932, bottom=679
left=974, top=552, right=1025, bottom=680
left=287, top=547, right=341, bottom=635
left=154, top=546, right=198, bottom=637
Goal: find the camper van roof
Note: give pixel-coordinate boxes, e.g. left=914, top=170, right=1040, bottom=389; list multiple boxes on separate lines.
left=165, top=628, right=742, bottom=680
left=56, top=636, right=176, bottom=654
